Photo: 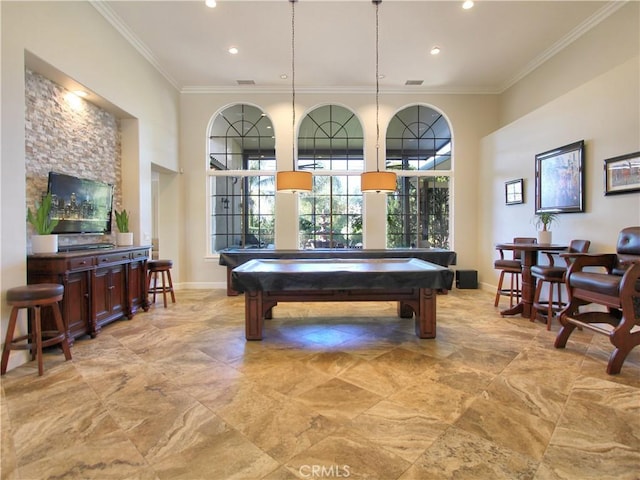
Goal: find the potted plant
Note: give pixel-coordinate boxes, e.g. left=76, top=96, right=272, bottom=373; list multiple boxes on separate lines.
left=533, top=211, right=558, bottom=244
left=27, top=192, right=59, bottom=253
left=114, top=209, right=134, bottom=246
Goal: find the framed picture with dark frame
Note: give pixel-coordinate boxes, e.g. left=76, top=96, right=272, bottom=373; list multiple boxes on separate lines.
left=604, top=151, right=640, bottom=195
left=505, top=178, right=524, bottom=205
left=535, top=140, right=584, bottom=213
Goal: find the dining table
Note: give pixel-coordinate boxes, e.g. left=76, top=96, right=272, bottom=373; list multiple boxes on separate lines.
left=495, top=242, right=568, bottom=318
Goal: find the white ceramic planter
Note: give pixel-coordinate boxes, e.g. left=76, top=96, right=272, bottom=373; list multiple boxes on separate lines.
left=32, top=234, right=58, bottom=254
left=116, top=232, right=134, bottom=246
left=537, top=230, right=552, bottom=245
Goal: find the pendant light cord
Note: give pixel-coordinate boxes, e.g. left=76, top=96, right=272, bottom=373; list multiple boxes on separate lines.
left=375, top=0, right=380, bottom=173
left=291, top=0, right=296, bottom=171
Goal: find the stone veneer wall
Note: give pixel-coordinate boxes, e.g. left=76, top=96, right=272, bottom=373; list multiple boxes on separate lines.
left=25, top=70, right=122, bottom=247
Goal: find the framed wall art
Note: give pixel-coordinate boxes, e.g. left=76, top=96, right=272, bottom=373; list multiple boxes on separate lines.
left=604, top=151, right=640, bottom=195
left=535, top=140, right=584, bottom=213
left=505, top=178, right=524, bottom=205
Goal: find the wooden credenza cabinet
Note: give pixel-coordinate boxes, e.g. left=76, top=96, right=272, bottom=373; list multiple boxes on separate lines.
left=27, top=246, right=150, bottom=343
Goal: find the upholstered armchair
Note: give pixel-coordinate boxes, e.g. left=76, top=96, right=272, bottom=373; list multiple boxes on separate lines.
left=555, top=226, right=640, bottom=374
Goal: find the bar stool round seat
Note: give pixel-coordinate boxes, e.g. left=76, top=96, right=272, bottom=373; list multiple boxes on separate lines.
left=1, top=283, right=72, bottom=376
left=147, top=259, right=176, bottom=308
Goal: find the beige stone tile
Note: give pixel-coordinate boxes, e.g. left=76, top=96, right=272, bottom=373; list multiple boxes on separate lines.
left=400, top=426, right=538, bottom=480
left=216, top=383, right=339, bottom=462
left=454, top=395, right=556, bottom=461
left=421, top=359, right=496, bottom=395
left=337, top=347, right=438, bottom=397
left=387, top=377, right=475, bottom=423
left=348, top=400, right=449, bottom=463
left=13, top=399, right=120, bottom=467
left=302, top=350, right=361, bottom=377
left=150, top=428, right=280, bottom=480
left=542, top=426, right=640, bottom=480
left=295, top=378, right=383, bottom=421
left=17, top=431, right=157, bottom=480
left=284, top=427, right=411, bottom=480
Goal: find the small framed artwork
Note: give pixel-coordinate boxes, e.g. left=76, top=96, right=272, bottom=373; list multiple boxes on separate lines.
left=505, top=178, right=524, bottom=205
left=604, top=151, right=640, bottom=195
left=535, top=140, right=584, bottom=213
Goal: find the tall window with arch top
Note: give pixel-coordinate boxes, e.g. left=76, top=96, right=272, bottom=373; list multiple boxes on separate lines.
left=297, top=105, right=364, bottom=249
left=207, top=104, right=275, bottom=253
left=386, top=105, right=452, bottom=249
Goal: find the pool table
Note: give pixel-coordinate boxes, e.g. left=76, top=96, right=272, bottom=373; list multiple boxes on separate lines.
left=219, top=247, right=456, bottom=296
left=231, top=258, right=454, bottom=340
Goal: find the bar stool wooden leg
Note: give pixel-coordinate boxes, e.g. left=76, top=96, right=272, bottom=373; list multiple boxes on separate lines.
left=160, top=270, right=168, bottom=308
left=166, top=269, right=176, bottom=304
left=1, top=307, right=20, bottom=375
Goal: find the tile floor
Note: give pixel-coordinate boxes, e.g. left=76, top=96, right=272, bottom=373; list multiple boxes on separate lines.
left=1, top=288, right=638, bottom=479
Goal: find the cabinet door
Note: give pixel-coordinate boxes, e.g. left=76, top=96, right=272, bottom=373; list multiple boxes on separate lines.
left=109, top=264, right=126, bottom=319
left=128, top=259, right=148, bottom=317
left=63, top=271, right=91, bottom=340
left=93, top=264, right=126, bottom=330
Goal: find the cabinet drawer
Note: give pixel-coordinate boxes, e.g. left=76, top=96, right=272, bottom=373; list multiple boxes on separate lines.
left=68, top=256, right=94, bottom=270
left=131, top=249, right=149, bottom=260
left=97, top=253, right=131, bottom=265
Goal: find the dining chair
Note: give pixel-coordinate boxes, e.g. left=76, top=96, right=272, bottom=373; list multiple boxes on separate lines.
left=494, top=237, right=537, bottom=308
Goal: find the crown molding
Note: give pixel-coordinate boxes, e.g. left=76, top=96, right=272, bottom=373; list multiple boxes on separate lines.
left=90, top=0, right=179, bottom=90
left=500, top=0, right=626, bottom=92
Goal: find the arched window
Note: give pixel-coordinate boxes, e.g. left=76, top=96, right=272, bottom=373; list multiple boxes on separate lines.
left=386, top=105, right=452, bottom=248
left=298, top=105, right=364, bottom=249
left=207, top=104, right=275, bottom=253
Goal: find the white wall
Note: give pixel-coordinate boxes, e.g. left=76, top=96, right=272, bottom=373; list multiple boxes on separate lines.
left=498, top=2, right=639, bottom=127
left=179, top=91, right=498, bottom=287
left=1, top=1, right=179, bottom=370
left=479, top=57, right=640, bottom=291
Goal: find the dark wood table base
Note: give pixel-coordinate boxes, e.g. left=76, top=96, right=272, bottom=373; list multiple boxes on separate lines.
left=244, top=287, right=437, bottom=340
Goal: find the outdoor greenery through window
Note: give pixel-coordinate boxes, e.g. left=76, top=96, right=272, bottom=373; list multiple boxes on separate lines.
left=208, top=104, right=275, bottom=253
left=386, top=105, right=452, bottom=249
left=298, top=105, right=364, bottom=249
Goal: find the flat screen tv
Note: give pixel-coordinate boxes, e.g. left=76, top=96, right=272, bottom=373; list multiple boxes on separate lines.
left=47, top=171, right=114, bottom=234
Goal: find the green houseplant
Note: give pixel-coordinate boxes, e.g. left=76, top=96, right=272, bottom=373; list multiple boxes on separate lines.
left=533, top=211, right=558, bottom=244
left=114, top=209, right=133, bottom=246
left=27, top=192, right=59, bottom=253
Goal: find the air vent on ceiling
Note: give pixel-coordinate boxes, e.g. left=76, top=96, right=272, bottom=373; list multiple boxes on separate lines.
left=237, top=80, right=255, bottom=85
left=405, top=80, right=424, bottom=86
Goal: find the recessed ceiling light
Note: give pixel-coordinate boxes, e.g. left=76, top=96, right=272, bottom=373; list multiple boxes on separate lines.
left=430, top=46, right=441, bottom=55
left=228, top=47, right=239, bottom=55
left=462, top=1, right=474, bottom=10
left=280, top=74, right=288, bottom=80
left=205, top=0, right=217, bottom=8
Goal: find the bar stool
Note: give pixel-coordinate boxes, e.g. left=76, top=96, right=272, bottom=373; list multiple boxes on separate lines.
left=147, top=259, right=175, bottom=308
left=494, top=237, right=537, bottom=308
left=1, top=283, right=72, bottom=376
left=530, top=239, right=590, bottom=329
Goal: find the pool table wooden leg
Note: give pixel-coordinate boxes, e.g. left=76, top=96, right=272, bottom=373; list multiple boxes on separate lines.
left=415, top=288, right=436, bottom=339
left=245, top=290, right=264, bottom=340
